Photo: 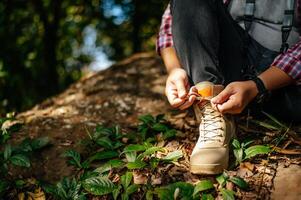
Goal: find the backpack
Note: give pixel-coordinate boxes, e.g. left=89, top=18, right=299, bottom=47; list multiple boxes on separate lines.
left=228, top=0, right=300, bottom=52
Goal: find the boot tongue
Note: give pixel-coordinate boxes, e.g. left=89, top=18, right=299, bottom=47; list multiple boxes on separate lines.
left=195, top=81, right=224, bottom=100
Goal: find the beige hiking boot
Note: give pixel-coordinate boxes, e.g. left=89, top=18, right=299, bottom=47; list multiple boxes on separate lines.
left=190, top=82, right=236, bottom=175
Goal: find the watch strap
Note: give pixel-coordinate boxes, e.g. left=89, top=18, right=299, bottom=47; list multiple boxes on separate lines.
left=251, top=77, right=268, bottom=103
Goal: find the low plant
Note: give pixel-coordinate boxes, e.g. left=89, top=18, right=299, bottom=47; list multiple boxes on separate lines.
left=232, top=139, right=271, bottom=166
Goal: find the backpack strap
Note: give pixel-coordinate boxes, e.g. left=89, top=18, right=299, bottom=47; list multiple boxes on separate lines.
left=244, top=0, right=256, bottom=32
left=280, top=0, right=296, bottom=53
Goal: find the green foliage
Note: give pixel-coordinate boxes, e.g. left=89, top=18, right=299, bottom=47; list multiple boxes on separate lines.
left=221, top=189, right=235, bottom=200
left=47, top=177, right=86, bottom=200
left=229, top=177, right=248, bottom=190
left=82, top=176, right=116, bottom=196
left=138, top=114, right=177, bottom=141
left=63, top=150, right=84, bottom=169
left=9, top=154, right=30, bottom=168
left=0, top=132, right=49, bottom=175
left=244, top=145, right=271, bottom=159
left=89, top=125, right=124, bottom=150
left=232, top=139, right=271, bottom=165
left=154, top=182, right=196, bottom=200
left=0, top=113, right=254, bottom=199
left=0, top=113, right=21, bottom=144
left=119, top=172, right=139, bottom=200
left=162, top=150, right=183, bottom=162
left=193, top=180, right=214, bottom=198
left=215, top=172, right=249, bottom=198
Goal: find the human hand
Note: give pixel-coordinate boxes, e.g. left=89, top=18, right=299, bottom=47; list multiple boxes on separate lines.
left=165, top=68, right=198, bottom=110
left=211, top=81, right=258, bottom=114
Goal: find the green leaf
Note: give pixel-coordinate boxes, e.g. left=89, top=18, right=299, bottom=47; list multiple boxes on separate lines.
left=63, top=150, right=82, bottom=168
left=15, top=179, right=26, bottom=188
left=216, top=173, right=228, bottom=187
left=220, top=189, right=235, bottom=200
left=137, top=147, right=163, bottom=160
left=123, top=144, right=146, bottom=153
left=88, top=151, right=119, bottom=162
left=150, top=157, right=160, bottom=169
left=95, top=160, right=124, bottom=174
left=245, top=145, right=270, bottom=159
left=4, top=144, right=12, bottom=160
left=127, top=160, right=147, bottom=170
left=126, top=184, right=139, bottom=195
left=125, top=151, right=137, bottom=162
left=83, top=176, right=116, bottom=195
left=202, top=193, right=214, bottom=200
left=19, top=138, right=33, bottom=152
left=232, top=139, right=241, bottom=149
left=152, top=123, right=168, bottom=132
left=154, top=182, right=194, bottom=200
left=242, top=140, right=254, bottom=148
left=139, top=115, right=155, bottom=124
left=156, top=114, right=165, bottom=122
left=233, top=149, right=243, bottom=165
left=112, top=185, right=122, bottom=200
left=0, top=180, right=9, bottom=193
left=163, top=129, right=177, bottom=140
left=162, top=150, right=183, bottom=161
left=30, top=137, right=49, bottom=150
left=229, top=177, right=248, bottom=189
left=9, top=154, right=30, bottom=167
left=146, top=190, right=154, bottom=200
left=193, top=180, right=214, bottom=197
left=121, top=172, right=133, bottom=189
left=96, top=137, right=114, bottom=149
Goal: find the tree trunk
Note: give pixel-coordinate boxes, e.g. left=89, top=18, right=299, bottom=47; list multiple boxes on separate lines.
left=132, top=0, right=143, bottom=53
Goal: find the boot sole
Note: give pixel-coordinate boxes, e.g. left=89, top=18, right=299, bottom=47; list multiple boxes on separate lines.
left=190, top=147, right=229, bottom=175
left=190, top=163, right=227, bottom=175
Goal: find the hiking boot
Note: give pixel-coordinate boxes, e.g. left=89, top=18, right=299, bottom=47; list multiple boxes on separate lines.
left=190, top=82, right=235, bottom=175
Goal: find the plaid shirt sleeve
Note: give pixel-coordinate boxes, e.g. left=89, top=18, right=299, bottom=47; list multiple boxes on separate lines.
left=272, top=40, right=301, bottom=84
left=156, top=4, right=173, bottom=55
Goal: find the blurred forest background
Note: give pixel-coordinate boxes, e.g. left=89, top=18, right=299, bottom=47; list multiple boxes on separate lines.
left=0, top=0, right=168, bottom=115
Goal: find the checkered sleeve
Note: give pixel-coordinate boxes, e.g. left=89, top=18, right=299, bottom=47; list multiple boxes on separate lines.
left=272, top=39, right=301, bottom=84
left=156, top=4, right=174, bottom=55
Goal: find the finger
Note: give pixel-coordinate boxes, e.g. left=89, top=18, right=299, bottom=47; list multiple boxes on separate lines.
left=174, top=79, right=188, bottom=99
left=166, top=92, right=186, bottom=108
left=179, top=95, right=196, bottom=110
left=166, top=87, right=186, bottom=108
left=188, top=86, right=199, bottom=96
left=211, top=86, right=233, bottom=104
left=216, top=98, right=241, bottom=114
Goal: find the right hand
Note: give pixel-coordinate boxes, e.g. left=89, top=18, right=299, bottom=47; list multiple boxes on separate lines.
left=165, top=68, right=197, bottom=110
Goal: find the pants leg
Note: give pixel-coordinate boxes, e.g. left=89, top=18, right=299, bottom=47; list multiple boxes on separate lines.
left=171, top=0, right=247, bottom=85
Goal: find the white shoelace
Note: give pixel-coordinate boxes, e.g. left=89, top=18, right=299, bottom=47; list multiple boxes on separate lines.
left=199, top=105, right=224, bottom=143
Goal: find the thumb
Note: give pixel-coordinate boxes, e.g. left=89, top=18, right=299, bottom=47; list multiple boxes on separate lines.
left=211, top=86, right=233, bottom=104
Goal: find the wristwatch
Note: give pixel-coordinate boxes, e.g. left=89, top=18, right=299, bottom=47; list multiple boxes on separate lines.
left=251, top=76, right=269, bottom=103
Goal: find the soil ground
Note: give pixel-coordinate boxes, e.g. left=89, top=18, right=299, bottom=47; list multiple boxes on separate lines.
left=10, top=53, right=301, bottom=199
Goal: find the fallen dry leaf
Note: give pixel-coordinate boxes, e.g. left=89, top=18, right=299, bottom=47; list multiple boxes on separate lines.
left=133, top=171, right=148, bottom=185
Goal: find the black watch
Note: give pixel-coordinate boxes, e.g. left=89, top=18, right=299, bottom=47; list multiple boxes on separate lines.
left=251, top=77, right=269, bottom=103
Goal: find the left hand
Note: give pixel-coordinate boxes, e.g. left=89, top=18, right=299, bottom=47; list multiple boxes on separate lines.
left=211, top=81, right=259, bottom=114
